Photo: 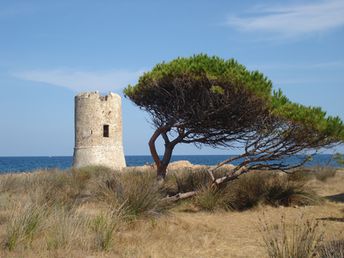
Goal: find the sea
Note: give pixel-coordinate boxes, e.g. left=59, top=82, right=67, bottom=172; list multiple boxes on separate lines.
left=0, top=154, right=341, bottom=174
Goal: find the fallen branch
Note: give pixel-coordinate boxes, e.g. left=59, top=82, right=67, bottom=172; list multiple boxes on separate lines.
left=213, top=166, right=248, bottom=185
left=162, top=191, right=197, bottom=202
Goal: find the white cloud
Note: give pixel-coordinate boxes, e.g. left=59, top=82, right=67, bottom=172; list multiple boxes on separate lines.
left=227, top=0, right=344, bottom=38
left=12, top=68, right=144, bottom=92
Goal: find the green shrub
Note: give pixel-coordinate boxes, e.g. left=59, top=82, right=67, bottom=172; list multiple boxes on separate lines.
left=228, top=172, right=320, bottom=210
left=189, top=171, right=320, bottom=211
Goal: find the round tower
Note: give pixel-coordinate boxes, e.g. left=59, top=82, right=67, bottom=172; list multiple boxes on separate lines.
left=73, top=91, right=126, bottom=169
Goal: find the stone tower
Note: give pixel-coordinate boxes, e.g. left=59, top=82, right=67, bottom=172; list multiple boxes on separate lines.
left=73, top=91, right=126, bottom=169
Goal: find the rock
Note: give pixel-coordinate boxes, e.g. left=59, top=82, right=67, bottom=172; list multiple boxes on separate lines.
left=209, top=164, right=236, bottom=172
left=167, top=160, right=193, bottom=170
left=221, top=164, right=236, bottom=171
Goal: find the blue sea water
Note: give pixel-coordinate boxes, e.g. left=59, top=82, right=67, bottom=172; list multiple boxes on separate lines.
left=0, top=154, right=340, bottom=173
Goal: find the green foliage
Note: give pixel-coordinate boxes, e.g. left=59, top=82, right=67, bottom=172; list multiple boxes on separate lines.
left=210, top=85, right=225, bottom=94
left=124, top=54, right=273, bottom=101
left=125, top=54, right=344, bottom=145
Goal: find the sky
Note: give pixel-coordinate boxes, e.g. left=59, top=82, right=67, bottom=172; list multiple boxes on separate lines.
left=0, top=0, right=344, bottom=156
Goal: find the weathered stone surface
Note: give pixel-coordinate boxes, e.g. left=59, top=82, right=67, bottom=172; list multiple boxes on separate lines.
left=167, top=160, right=193, bottom=170
left=73, top=91, right=126, bottom=169
left=217, top=164, right=236, bottom=170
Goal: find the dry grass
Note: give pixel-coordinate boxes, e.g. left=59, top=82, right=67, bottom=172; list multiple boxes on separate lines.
left=318, top=239, right=344, bottom=258
left=95, top=170, right=167, bottom=218
left=0, top=167, right=343, bottom=257
left=259, top=214, right=323, bottom=258
left=4, top=202, right=48, bottom=251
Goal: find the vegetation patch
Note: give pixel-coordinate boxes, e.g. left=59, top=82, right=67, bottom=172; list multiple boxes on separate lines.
left=259, top=215, right=323, bottom=258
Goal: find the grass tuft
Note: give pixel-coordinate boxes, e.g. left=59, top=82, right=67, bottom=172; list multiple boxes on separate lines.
left=318, top=239, right=344, bottom=258
left=260, top=215, right=323, bottom=258
left=95, top=171, right=167, bottom=218
left=4, top=202, right=48, bottom=251
left=193, top=185, right=225, bottom=212
left=89, top=209, right=123, bottom=251
left=45, top=208, right=89, bottom=251
left=192, top=171, right=320, bottom=211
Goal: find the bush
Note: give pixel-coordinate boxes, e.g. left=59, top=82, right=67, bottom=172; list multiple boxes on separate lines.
left=193, top=185, right=226, bottom=212
left=263, top=174, right=320, bottom=207
left=289, top=166, right=337, bottom=182
left=95, top=171, right=167, bottom=218
left=313, top=167, right=337, bottom=182
left=192, top=171, right=320, bottom=211
left=167, top=169, right=212, bottom=195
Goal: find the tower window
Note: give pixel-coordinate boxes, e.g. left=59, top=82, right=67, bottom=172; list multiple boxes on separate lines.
left=103, top=125, right=109, bottom=137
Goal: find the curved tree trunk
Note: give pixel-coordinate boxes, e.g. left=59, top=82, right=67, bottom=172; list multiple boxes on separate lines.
left=148, top=127, right=181, bottom=181
left=148, top=127, right=172, bottom=180
left=157, top=143, right=174, bottom=180
left=148, top=128, right=163, bottom=169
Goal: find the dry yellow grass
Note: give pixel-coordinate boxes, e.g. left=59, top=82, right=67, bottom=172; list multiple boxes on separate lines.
left=0, top=168, right=343, bottom=258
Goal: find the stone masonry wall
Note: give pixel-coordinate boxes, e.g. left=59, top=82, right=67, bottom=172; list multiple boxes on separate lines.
left=73, top=91, right=126, bottom=169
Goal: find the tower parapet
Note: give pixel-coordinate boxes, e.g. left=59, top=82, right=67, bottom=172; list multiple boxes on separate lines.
left=73, top=91, right=126, bottom=169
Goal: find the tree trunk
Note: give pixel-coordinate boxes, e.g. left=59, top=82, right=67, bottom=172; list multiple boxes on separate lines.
left=149, top=128, right=163, bottom=168
left=157, top=143, right=174, bottom=180
left=149, top=126, right=183, bottom=181
left=149, top=127, right=175, bottom=181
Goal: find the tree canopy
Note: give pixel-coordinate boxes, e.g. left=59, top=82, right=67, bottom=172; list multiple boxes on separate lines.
left=124, top=54, right=344, bottom=181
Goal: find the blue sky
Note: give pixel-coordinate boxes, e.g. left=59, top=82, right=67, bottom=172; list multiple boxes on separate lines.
left=0, top=0, right=344, bottom=156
